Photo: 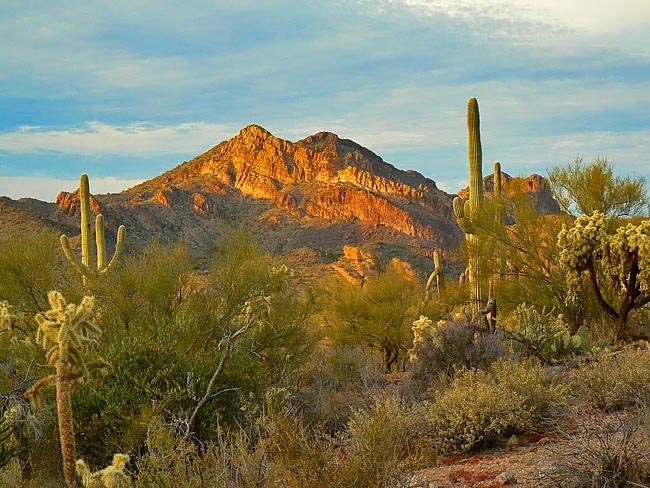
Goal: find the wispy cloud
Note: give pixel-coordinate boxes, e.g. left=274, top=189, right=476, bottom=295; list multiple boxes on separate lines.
left=0, top=122, right=233, bottom=155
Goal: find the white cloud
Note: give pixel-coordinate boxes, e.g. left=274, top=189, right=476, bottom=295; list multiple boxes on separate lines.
left=0, top=122, right=234, bottom=155
left=0, top=176, right=144, bottom=202
left=383, top=0, right=650, bottom=33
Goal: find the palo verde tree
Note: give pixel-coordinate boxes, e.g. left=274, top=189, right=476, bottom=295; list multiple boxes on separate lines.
left=329, top=261, right=421, bottom=371
left=548, top=157, right=649, bottom=218
left=558, top=211, right=650, bottom=341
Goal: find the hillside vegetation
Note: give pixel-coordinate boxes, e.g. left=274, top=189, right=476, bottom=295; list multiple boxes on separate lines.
left=2, top=101, right=650, bottom=487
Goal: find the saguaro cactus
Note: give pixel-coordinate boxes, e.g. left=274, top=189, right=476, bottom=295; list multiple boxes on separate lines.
left=453, top=97, right=484, bottom=313
left=424, top=249, right=445, bottom=302
left=26, top=291, right=109, bottom=488
left=494, top=162, right=505, bottom=226
left=60, top=174, right=126, bottom=283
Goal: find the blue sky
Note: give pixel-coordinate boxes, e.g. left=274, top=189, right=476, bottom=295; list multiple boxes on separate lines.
left=1, top=0, right=649, bottom=201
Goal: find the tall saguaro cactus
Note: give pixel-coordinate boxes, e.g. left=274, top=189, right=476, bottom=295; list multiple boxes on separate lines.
left=60, top=174, right=126, bottom=284
left=453, top=97, right=484, bottom=313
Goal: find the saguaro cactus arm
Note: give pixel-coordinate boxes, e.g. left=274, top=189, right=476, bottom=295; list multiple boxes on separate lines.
left=453, top=196, right=474, bottom=234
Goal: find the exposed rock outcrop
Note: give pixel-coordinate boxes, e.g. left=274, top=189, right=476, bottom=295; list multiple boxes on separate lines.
left=56, top=190, right=101, bottom=216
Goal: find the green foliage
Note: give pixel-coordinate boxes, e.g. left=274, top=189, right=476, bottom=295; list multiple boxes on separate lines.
left=74, top=232, right=314, bottom=464
left=0, top=416, right=14, bottom=469
left=93, top=240, right=194, bottom=334
left=0, top=230, right=77, bottom=313
left=573, top=348, right=650, bottom=411
left=329, top=261, right=421, bottom=371
left=505, top=304, right=589, bottom=362
left=296, top=344, right=386, bottom=432
left=548, top=156, right=649, bottom=218
left=429, top=359, right=569, bottom=453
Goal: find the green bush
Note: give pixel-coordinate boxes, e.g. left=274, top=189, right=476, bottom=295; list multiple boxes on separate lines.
left=342, top=394, right=434, bottom=471
left=573, top=348, right=650, bottom=411
left=296, top=344, right=386, bottom=432
left=429, top=359, right=569, bottom=453
left=505, top=304, right=589, bottom=363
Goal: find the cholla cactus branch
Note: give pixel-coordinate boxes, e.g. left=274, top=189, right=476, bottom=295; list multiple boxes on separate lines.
left=76, top=453, right=131, bottom=488
left=25, top=291, right=109, bottom=488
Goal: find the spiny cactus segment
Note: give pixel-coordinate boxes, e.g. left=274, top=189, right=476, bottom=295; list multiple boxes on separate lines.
left=76, top=453, right=132, bottom=488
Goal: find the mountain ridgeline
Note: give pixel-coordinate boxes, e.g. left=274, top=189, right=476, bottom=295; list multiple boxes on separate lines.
left=0, top=125, right=558, bottom=279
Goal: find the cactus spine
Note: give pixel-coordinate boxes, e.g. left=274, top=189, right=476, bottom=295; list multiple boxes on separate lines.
left=60, top=174, right=126, bottom=284
left=26, top=291, right=109, bottom=488
left=453, top=97, right=484, bottom=314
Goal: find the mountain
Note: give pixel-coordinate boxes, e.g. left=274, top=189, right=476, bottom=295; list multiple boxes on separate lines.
left=0, top=125, right=557, bottom=280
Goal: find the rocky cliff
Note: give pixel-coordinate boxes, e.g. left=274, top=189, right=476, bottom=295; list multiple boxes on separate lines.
left=0, top=125, right=558, bottom=279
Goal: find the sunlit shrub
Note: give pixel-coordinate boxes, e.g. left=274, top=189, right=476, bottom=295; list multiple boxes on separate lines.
left=573, top=347, right=650, bottom=411
left=429, top=359, right=569, bottom=453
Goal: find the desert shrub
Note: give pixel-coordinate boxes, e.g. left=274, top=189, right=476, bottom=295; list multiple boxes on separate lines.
left=504, top=304, right=589, bottom=363
left=341, top=394, right=434, bottom=472
left=75, top=233, right=314, bottom=466
left=0, top=230, right=78, bottom=313
left=573, top=347, right=650, bottom=411
left=295, top=344, right=386, bottom=432
left=429, top=359, right=569, bottom=453
left=541, top=410, right=650, bottom=487
left=406, top=318, right=507, bottom=398
left=92, top=240, right=195, bottom=335
left=135, top=404, right=419, bottom=488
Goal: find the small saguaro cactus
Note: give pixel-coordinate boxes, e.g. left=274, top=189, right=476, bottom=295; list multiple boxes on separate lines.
left=424, top=249, right=445, bottom=302
left=76, top=453, right=132, bottom=488
left=25, top=291, right=110, bottom=488
left=453, top=97, right=484, bottom=314
left=60, top=174, right=126, bottom=283
left=493, top=162, right=505, bottom=226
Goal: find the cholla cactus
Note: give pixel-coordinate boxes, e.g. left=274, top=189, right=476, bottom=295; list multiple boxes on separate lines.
left=76, top=454, right=132, bottom=488
left=60, top=174, right=126, bottom=285
left=409, top=315, right=434, bottom=362
left=558, top=211, right=650, bottom=340
left=25, top=291, right=110, bottom=488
